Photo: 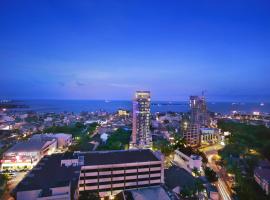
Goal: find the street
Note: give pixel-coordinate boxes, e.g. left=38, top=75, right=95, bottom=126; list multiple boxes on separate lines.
left=2, top=172, right=27, bottom=200
left=203, top=147, right=233, bottom=200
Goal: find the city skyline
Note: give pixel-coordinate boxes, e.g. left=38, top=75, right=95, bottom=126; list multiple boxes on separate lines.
left=1, top=0, right=270, bottom=102
left=1, top=1, right=270, bottom=199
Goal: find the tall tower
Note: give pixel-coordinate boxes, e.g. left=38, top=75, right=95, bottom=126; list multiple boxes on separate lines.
left=184, top=95, right=209, bottom=146
left=190, top=95, right=208, bottom=127
left=131, top=91, right=152, bottom=149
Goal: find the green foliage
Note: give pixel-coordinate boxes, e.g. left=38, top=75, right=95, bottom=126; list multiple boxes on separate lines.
left=79, top=191, right=99, bottom=200
left=97, top=128, right=131, bottom=151
left=204, top=167, right=218, bottom=183
left=45, top=123, right=98, bottom=151
left=153, top=138, right=173, bottom=156
left=218, top=120, right=270, bottom=158
left=72, top=123, right=98, bottom=151
left=25, top=116, right=39, bottom=123
left=218, top=120, right=270, bottom=200
left=172, top=136, right=208, bottom=163
left=86, top=122, right=98, bottom=134
left=233, top=170, right=269, bottom=200
left=44, top=122, right=88, bottom=138
left=180, top=186, right=194, bottom=198
left=0, top=174, right=8, bottom=198
left=74, top=122, right=85, bottom=129
left=179, top=179, right=204, bottom=199
left=152, top=135, right=207, bottom=163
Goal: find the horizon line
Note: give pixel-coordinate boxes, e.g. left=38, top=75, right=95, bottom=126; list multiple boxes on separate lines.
left=2, top=98, right=269, bottom=104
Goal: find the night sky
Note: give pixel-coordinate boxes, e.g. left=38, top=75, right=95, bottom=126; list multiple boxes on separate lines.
left=1, top=0, right=270, bottom=101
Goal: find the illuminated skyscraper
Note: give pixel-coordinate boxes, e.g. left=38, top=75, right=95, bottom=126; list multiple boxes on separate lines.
left=183, top=95, right=209, bottom=146
left=130, top=91, right=152, bottom=149
left=190, top=95, right=208, bottom=127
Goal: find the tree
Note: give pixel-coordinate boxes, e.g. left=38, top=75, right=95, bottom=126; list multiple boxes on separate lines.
left=75, top=122, right=85, bottom=129
left=194, top=179, right=205, bottom=193
left=192, top=168, right=200, bottom=177
left=180, top=186, right=193, bottom=198
left=204, top=167, right=218, bottom=183
left=79, top=191, right=99, bottom=200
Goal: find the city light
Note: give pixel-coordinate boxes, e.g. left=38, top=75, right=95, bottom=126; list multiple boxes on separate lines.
left=0, top=1, right=268, bottom=200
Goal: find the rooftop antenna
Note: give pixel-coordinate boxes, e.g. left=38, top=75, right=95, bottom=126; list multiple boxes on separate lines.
left=202, top=90, right=206, bottom=96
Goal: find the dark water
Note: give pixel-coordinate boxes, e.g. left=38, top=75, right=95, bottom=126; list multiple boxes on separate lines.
left=8, top=100, right=270, bottom=114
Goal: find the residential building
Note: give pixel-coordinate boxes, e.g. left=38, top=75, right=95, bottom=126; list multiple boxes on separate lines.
left=254, top=160, right=270, bottom=195
left=184, top=123, right=200, bottom=147
left=173, top=150, right=202, bottom=174
left=183, top=95, right=209, bottom=146
left=130, top=91, right=152, bottom=149
left=117, top=109, right=129, bottom=117
left=31, top=133, right=72, bottom=149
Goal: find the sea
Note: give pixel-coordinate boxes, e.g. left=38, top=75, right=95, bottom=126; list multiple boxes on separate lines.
left=6, top=100, right=270, bottom=115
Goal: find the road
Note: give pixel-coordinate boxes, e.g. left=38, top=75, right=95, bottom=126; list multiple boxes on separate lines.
left=217, top=178, right=231, bottom=200
left=204, top=149, right=232, bottom=200
left=2, top=172, right=27, bottom=200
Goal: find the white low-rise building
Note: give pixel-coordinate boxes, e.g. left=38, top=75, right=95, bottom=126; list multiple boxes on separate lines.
left=32, top=133, right=72, bottom=149
left=173, top=150, right=202, bottom=174
left=254, top=160, right=270, bottom=195
left=1, top=138, right=57, bottom=171
left=0, top=133, right=72, bottom=171
left=200, top=128, right=220, bottom=145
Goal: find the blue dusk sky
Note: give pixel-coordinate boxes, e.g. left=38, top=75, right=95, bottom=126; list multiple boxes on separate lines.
left=0, top=0, right=270, bottom=102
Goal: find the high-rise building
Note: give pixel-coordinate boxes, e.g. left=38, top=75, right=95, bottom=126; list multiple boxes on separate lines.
left=184, top=122, right=201, bottom=146
left=189, top=95, right=208, bottom=127
left=130, top=91, right=152, bottom=149
left=183, top=95, right=209, bottom=146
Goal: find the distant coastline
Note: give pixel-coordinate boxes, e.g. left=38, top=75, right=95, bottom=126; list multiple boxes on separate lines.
left=1, top=99, right=269, bottom=115
left=0, top=100, right=28, bottom=109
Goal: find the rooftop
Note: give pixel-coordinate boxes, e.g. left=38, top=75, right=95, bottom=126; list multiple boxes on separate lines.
left=6, top=139, right=54, bottom=153
left=32, top=133, right=72, bottom=140
left=78, top=149, right=160, bottom=166
left=165, top=165, right=197, bottom=190
left=255, top=160, right=270, bottom=182
left=122, top=186, right=171, bottom=200
left=15, top=153, right=80, bottom=196
left=255, top=168, right=270, bottom=182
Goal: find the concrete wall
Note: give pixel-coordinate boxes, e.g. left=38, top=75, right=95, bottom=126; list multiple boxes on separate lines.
left=17, top=189, right=41, bottom=200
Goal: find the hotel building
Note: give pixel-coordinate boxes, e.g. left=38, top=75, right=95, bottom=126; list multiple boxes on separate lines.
left=15, top=149, right=164, bottom=200
left=79, top=149, right=164, bottom=197
left=131, top=91, right=152, bottom=149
